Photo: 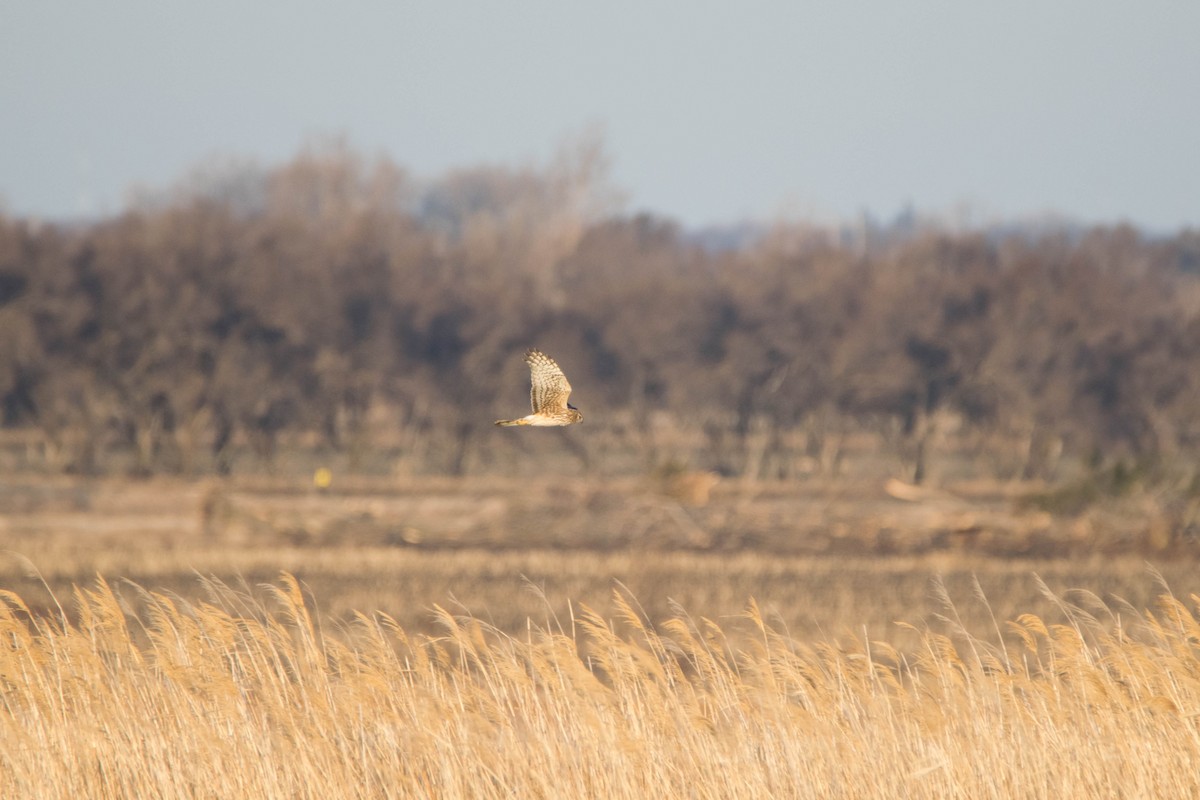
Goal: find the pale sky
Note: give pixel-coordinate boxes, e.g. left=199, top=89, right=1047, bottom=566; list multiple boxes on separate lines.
left=2, top=2, right=1197, bottom=231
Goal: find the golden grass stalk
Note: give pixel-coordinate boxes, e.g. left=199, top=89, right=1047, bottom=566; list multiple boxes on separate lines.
left=0, top=574, right=1198, bottom=798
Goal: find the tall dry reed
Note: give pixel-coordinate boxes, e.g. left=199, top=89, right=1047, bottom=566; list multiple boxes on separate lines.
left=1, top=573, right=1198, bottom=798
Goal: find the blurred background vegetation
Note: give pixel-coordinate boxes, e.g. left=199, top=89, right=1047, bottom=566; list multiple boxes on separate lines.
left=2, top=137, right=1199, bottom=497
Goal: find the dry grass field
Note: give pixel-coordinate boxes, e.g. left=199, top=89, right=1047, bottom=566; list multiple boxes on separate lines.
left=1, top=571, right=1199, bottom=797
left=1, top=474, right=1199, bottom=796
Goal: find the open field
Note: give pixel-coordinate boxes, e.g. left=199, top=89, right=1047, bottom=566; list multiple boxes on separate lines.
left=0, top=474, right=1198, bottom=643
left=2, top=474, right=1199, bottom=796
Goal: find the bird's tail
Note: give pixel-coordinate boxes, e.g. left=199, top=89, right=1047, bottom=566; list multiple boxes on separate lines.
left=494, top=418, right=530, bottom=427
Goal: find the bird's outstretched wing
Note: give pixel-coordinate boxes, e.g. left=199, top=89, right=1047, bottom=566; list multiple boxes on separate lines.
left=526, top=349, right=572, bottom=414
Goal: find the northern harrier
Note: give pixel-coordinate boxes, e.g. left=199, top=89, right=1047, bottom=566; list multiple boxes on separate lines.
left=495, top=349, right=583, bottom=427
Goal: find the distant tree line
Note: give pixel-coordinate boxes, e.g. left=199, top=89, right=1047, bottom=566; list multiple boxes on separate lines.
left=1, top=140, right=1199, bottom=482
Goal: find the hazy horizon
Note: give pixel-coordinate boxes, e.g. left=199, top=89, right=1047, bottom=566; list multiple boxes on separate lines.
left=3, top=2, right=1198, bottom=232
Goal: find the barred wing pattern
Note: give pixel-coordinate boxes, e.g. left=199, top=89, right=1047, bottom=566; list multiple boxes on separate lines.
left=528, top=349, right=572, bottom=415
left=495, top=349, right=583, bottom=427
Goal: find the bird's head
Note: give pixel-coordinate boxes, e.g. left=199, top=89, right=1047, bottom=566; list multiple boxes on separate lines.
left=568, top=403, right=583, bottom=423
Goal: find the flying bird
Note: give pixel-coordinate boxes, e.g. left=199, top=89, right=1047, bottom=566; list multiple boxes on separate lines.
left=495, top=349, right=583, bottom=427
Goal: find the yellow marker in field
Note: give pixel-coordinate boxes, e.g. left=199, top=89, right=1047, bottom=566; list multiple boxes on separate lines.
left=314, top=467, right=333, bottom=489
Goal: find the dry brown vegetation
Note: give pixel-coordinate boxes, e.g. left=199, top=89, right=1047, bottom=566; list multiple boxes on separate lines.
left=2, top=477, right=1199, bottom=797
left=0, top=473, right=1197, bottom=643
left=1, top=569, right=1199, bottom=798
left=4, top=141, right=1200, bottom=796
left=3, top=141, right=1200, bottom=500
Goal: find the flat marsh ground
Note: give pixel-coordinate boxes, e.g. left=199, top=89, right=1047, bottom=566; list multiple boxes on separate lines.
left=1, top=474, right=1198, bottom=797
